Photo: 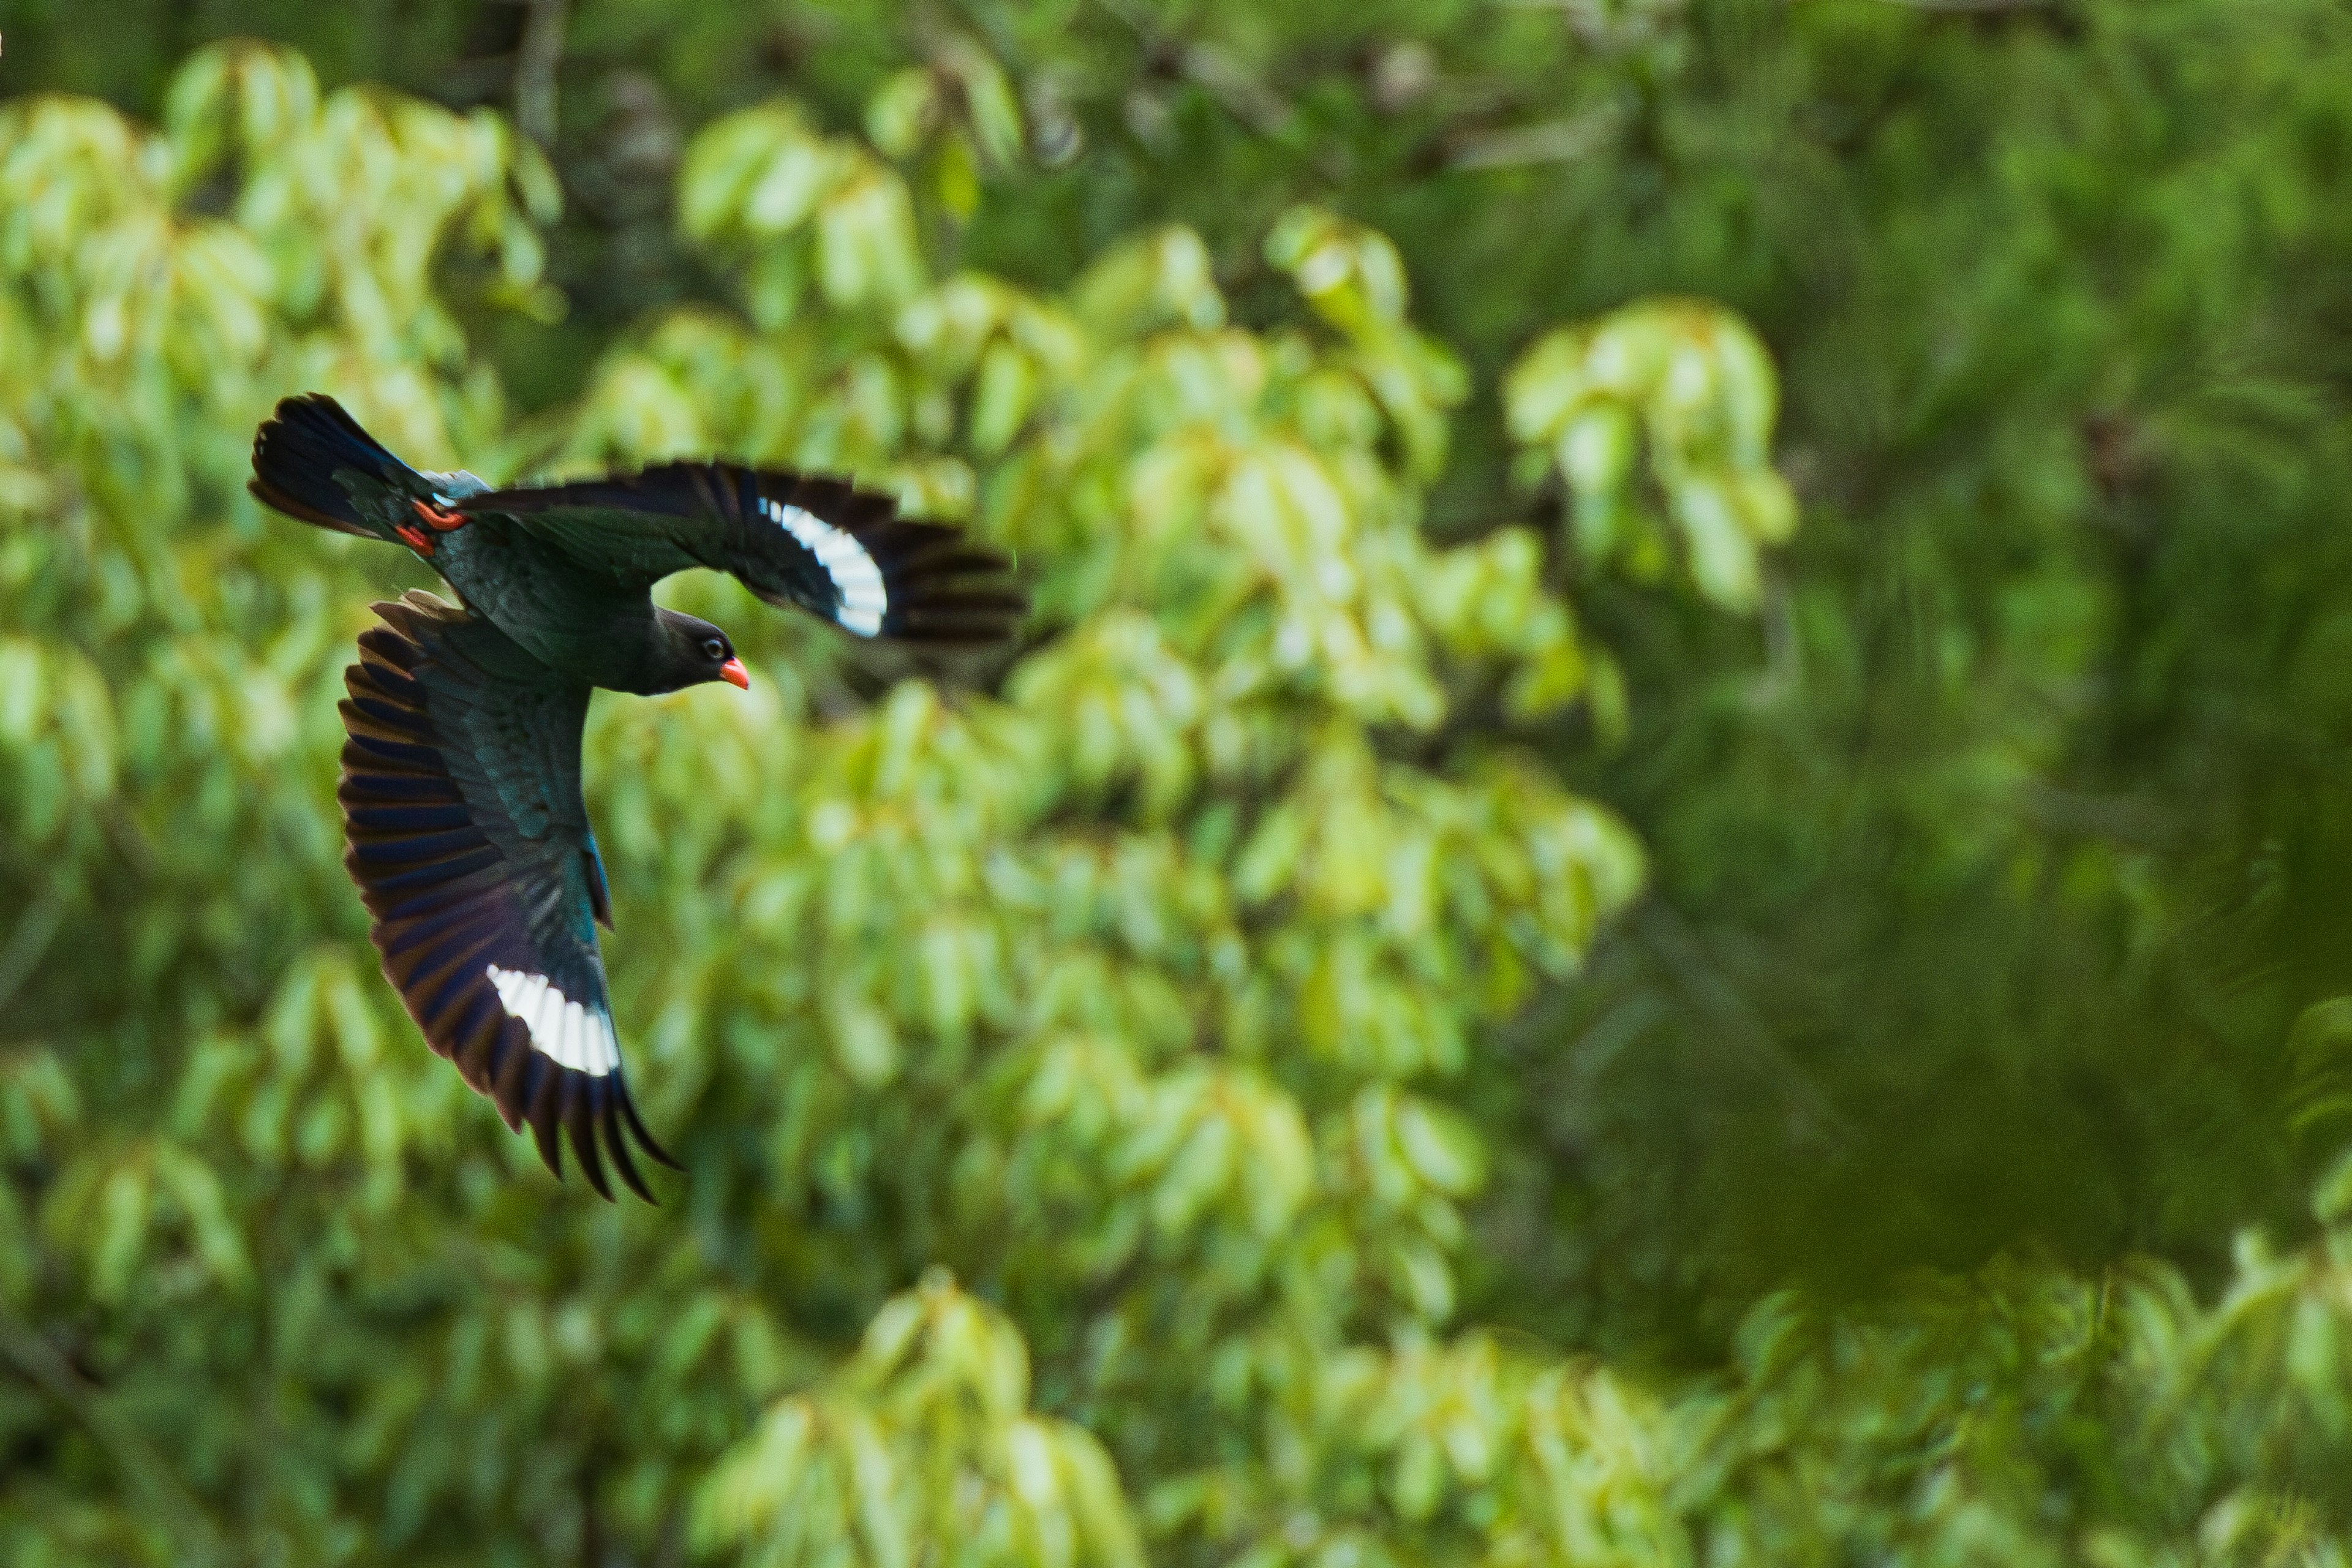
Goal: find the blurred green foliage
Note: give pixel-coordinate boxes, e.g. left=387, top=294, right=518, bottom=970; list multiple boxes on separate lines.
left=7, top=1, right=2352, bottom=1564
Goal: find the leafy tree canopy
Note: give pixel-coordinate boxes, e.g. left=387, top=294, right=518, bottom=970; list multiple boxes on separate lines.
left=6, top=2, right=2352, bottom=1563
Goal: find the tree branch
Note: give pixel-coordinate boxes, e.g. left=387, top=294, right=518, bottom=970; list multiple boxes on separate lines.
left=1086, top=0, right=1297, bottom=139
left=514, top=0, right=570, bottom=149
left=0, top=877, right=66, bottom=1016
left=1445, top=106, right=1620, bottom=172
left=1874, top=0, right=2054, bottom=11
left=0, top=1307, right=227, bottom=1562
left=1632, top=900, right=1854, bottom=1152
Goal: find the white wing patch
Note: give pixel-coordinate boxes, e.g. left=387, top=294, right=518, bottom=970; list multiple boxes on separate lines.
left=487, top=963, right=616, bottom=1077
left=762, top=496, right=888, bottom=636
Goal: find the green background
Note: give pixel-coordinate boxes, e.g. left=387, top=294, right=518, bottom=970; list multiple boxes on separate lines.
left=7, top=1, right=2352, bottom=1562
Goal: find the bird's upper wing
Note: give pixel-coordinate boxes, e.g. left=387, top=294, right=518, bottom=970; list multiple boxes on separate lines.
left=454, top=463, right=1024, bottom=644
left=337, top=589, right=675, bottom=1200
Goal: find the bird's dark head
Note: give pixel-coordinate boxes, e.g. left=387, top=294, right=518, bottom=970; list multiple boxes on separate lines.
left=647, top=608, right=749, bottom=695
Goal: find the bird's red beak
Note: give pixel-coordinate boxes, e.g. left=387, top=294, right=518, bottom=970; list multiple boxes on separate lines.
left=720, top=657, right=750, bottom=690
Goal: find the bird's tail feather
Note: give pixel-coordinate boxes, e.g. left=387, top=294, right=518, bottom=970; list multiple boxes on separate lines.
left=249, top=394, right=431, bottom=540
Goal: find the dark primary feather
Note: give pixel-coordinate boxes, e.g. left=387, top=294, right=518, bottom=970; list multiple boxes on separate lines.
left=339, top=590, right=676, bottom=1199
left=458, top=462, right=1027, bottom=644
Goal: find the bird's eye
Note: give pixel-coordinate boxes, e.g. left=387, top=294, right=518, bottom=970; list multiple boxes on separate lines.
left=702, top=638, right=727, bottom=661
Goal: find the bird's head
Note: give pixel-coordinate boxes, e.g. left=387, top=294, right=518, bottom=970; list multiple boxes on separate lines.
left=649, top=608, right=750, bottom=694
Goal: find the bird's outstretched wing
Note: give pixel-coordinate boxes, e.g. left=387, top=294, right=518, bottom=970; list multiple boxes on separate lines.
left=337, top=589, right=676, bottom=1200
left=454, top=463, right=1025, bottom=644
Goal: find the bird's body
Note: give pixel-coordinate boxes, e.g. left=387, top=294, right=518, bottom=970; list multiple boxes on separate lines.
left=250, top=394, right=1022, bottom=1198
left=427, top=526, right=681, bottom=693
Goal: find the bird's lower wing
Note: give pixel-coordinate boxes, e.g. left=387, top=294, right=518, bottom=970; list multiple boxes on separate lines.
left=458, top=462, right=1026, bottom=644
left=337, top=590, right=676, bottom=1200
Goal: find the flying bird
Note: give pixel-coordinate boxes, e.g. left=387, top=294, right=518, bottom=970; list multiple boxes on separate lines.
left=250, top=394, right=1023, bottom=1200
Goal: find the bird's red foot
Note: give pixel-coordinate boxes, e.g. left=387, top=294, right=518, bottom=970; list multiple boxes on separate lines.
left=413, top=499, right=467, bottom=532
left=394, top=522, right=436, bottom=554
